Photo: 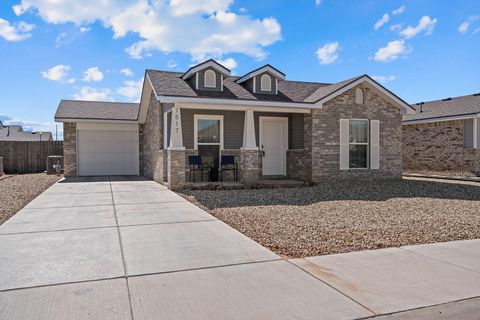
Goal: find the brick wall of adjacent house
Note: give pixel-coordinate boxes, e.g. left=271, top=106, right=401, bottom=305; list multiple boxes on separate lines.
left=63, top=122, right=77, bottom=177
left=403, top=120, right=479, bottom=173
left=142, top=92, right=164, bottom=182
left=311, top=84, right=402, bottom=182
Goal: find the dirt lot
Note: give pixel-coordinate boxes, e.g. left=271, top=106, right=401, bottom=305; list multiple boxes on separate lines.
left=179, top=177, right=480, bottom=258
left=0, top=173, right=61, bottom=224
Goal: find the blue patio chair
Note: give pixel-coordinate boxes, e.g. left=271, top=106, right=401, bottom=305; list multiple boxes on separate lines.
left=220, top=155, right=238, bottom=182
left=188, top=155, right=208, bottom=182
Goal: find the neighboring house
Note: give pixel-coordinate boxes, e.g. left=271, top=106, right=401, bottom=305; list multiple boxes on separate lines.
left=0, top=121, right=53, bottom=141
left=55, top=59, right=414, bottom=189
left=403, top=94, right=480, bottom=174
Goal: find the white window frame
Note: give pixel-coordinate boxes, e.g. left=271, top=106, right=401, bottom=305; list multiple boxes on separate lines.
left=193, top=114, right=224, bottom=150
left=348, top=119, right=369, bottom=169
left=204, top=70, right=216, bottom=88
left=260, top=74, right=272, bottom=92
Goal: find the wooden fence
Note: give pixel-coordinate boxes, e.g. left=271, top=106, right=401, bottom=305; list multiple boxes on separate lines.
left=0, top=141, right=63, bottom=174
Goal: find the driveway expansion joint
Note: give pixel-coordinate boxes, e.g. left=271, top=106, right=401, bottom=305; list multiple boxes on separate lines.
left=108, top=176, right=136, bottom=320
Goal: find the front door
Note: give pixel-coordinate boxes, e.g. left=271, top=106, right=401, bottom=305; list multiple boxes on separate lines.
left=260, top=117, right=288, bottom=176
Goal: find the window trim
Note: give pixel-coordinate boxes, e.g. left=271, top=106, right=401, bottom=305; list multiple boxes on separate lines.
left=260, top=74, right=272, bottom=92
left=204, top=70, right=216, bottom=88
left=348, top=118, right=369, bottom=169
left=193, top=114, right=224, bottom=150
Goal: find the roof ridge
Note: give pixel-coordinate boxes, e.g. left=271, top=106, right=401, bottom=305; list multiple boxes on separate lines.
left=61, top=99, right=139, bottom=105
left=413, top=92, right=480, bottom=105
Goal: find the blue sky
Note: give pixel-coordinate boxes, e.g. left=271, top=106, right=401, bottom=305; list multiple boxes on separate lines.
left=0, top=0, right=479, bottom=139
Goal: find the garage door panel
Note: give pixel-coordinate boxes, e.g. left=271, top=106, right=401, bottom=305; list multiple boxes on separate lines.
left=78, top=129, right=139, bottom=176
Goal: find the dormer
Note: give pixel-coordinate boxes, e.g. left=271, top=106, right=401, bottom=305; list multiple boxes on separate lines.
left=235, top=64, right=285, bottom=95
left=181, top=59, right=231, bottom=92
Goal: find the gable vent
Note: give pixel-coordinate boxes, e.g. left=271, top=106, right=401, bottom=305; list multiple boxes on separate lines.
left=442, top=97, right=452, bottom=101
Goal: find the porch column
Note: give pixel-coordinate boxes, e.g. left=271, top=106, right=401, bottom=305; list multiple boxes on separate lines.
left=169, top=106, right=184, bottom=149
left=241, top=109, right=259, bottom=187
left=242, top=109, right=257, bottom=150
left=167, top=106, right=185, bottom=190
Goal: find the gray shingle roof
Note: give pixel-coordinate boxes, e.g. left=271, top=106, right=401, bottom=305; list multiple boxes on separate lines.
left=403, top=94, right=480, bottom=122
left=55, top=100, right=139, bottom=121
left=0, top=123, right=53, bottom=141
left=147, top=70, right=332, bottom=103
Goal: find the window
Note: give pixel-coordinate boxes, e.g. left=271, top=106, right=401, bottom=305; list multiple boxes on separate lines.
left=194, top=115, right=223, bottom=166
left=355, top=88, right=364, bottom=104
left=204, top=70, right=216, bottom=88
left=260, top=74, right=272, bottom=91
left=349, top=119, right=369, bottom=168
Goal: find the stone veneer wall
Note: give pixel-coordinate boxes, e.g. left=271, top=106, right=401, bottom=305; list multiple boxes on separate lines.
left=311, top=84, right=402, bottom=182
left=403, top=120, right=479, bottom=173
left=167, top=149, right=185, bottom=190
left=142, top=93, right=164, bottom=182
left=138, top=124, right=144, bottom=176
left=240, top=150, right=260, bottom=186
left=63, top=122, right=77, bottom=177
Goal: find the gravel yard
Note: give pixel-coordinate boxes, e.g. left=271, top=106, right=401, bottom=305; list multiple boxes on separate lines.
left=0, top=173, right=61, bottom=224
left=179, top=177, right=480, bottom=258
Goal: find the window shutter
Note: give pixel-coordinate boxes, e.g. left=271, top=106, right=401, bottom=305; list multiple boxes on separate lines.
left=339, top=119, right=349, bottom=170
left=370, top=120, right=380, bottom=169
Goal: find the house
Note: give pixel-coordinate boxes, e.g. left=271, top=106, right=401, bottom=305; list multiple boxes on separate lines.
left=0, top=121, right=53, bottom=141
left=55, top=60, right=414, bottom=189
left=403, top=94, right=480, bottom=174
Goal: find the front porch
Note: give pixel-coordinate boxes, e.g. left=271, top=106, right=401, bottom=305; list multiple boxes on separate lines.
left=163, top=105, right=312, bottom=189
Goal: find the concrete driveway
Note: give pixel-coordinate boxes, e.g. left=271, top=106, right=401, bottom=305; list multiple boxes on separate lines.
left=0, top=177, right=371, bottom=320
left=1, top=177, right=479, bottom=319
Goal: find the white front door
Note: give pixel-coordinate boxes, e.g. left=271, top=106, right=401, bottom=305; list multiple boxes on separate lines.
left=260, top=117, right=288, bottom=176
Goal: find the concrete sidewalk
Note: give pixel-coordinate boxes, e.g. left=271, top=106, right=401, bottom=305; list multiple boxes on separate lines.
left=0, top=177, right=479, bottom=319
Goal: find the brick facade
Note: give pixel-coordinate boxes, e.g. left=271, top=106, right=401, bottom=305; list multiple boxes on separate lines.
left=311, top=84, right=403, bottom=182
left=240, top=150, right=260, bottom=187
left=63, top=122, right=77, bottom=177
left=403, top=120, right=480, bottom=173
left=167, top=149, right=186, bottom=190
left=142, top=93, right=164, bottom=182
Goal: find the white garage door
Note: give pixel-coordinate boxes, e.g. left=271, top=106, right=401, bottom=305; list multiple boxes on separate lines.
left=77, top=125, right=139, bottom=176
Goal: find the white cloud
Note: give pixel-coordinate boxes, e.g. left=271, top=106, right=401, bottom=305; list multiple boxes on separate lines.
left=72, top=87, right=113, bottom=101
left=315, top=0, right=321, bottom=6
left=54, top=32, right=72, bottom=47
left=374, top=40, right=410, bottom=62
left=41, top=64, right=71, bottom=81
left=82, top=67, right=104, bottom=82
left=392, top=5, right=405, bottom=15
left=169, top=0, right=233, bottom=17
left=374, top=13, right=390, bottom=30
left=218, top=57, right=237, bottom=70
left=13, top=0, right=282, bottom=61
left=316, top=42, right=339, bottom=65
left=79, top=26, right=90, bottom=32
left=390, top=23, right=402, bottom=32
left=458, top=16, right=479, bottom=34
left=371, top=75, right=396, bottom=83
left=399, top=16, right=437, bottom=39
left=120, top=68, right=133, bottom=76
left=475, top=28, right=480, bottom=34
left=117, top=78, right=143, bottom=101
left=167, top=60, right=177, bottom=68
left=0, top=18, right=34, bottom=41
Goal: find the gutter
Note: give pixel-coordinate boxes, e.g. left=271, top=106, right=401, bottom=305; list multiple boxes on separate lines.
left=402, top=112, right=480, bottom=125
